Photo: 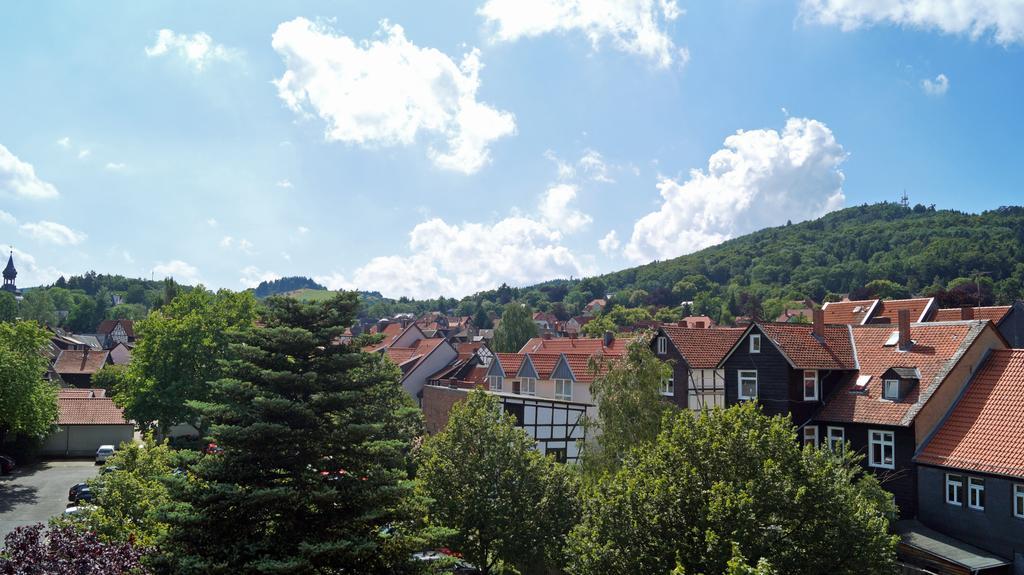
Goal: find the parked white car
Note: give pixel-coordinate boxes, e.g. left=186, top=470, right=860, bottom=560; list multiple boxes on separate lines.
left=95, top=445, right=115, bottom=464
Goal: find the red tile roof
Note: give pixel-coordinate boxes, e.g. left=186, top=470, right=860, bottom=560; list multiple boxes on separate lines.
left=519, top=336, right=629, bottom=355
left=869, top=298, right=936, bottom=324
left=384, top=337, right=448, bottom=375
left=815, top=321, right=989, bottom=426
left=455, top=342, right=484, bottom=361
left=495, top=353, right=525, bottom=376
left=915, top=349, right=1024, bottom=478
left=58, top=388, right=107, bottom=398
left=757, top=323, right=856, bottom=370
left=679, top=316, right=716, bottom=328
left=821, top=299, right=878, bottom=325
left=53, top=350, right=111, bottom=375
left=58, top=397, right=128, bottom=425
left=363, top=322, right=406, bottom=352
left=661, top=326, right=745, bottom=369
left=528, top=353, right=560, bottom=380
left=561, top=352, right=614, bottom=383
left=96, top=319, right=135, bottom=338
left=931, top=306, right=1011, bottom=324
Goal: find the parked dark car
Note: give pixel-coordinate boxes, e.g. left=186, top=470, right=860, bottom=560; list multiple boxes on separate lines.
left=68, top=482, right=89, bottom=502
left=0, top=455, right=15, bottom=474
left=73, top=486, right=96, bottom=503
left=99, top=465, right=120, bottom=475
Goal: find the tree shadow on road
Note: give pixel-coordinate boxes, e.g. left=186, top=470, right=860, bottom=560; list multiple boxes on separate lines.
left=0, top=483, right=39, bottom=514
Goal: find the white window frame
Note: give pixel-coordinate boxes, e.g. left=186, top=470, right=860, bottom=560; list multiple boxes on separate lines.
left=661, top=376, right=674, bottom=397
left=968, top=477, right=985, bottom=511
left=1014, top=484, right=1024, bottom=519
left=488, top=375, right=503, bottom=391
left=554, top=379, right=572, bottom=401
left=738, top=370, right=758, bottom=400
left=749, top=334, right=761, bottom=354
left=945, top=474, right=963, bottom=506
left=656, top=336, right=668, bottom=355
left=826, top=426, right=845, bottom=452
left=882, top=379, right=900, bottom=401
left=803, top=370, right=819, bottom=401
left=868, top=429, right=895, bottom=470
left=802, top=425, right=819, bottom=448
left=520, top=377, right=536, bottom=396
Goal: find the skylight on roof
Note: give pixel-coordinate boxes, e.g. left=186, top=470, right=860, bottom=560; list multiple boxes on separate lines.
left=852, top=306, right=862, bottom=313
left=884, top=332, right=899, bottom=346
left=851, top=375, right=871, bottom=393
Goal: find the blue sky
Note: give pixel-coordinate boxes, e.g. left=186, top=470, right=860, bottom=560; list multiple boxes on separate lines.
left=1, top=1, right=1022, bottom=298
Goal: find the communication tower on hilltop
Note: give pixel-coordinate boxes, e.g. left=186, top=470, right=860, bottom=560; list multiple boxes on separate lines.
left=900, top=190, right=910, bottom=208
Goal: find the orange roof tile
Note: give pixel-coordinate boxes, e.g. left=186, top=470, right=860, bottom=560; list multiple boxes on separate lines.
left=495, top=353, right=525, bottom=376
left=518, top=336, right=629, bottom=355
left=915, top=349, right=1024, bottom=478
left=561, top=352, right=614, bottom=383
left=932, top=306, right=1011, bottom=324
left=869, top=298, right=935, bottom=324
left=757, top=323, right=856, bottom=370
left=527, top=353, right=560, bottom=380
left=821, top=299, right=878, bottom=325
left=58, top=397, right=128, bottom=425
left=58, top=388, right=107, bottom=398
left=816, top=321, right=988, bottom=426
left=53, top=350, right=110, bottom=375
left=661, top=326, right=745, bottom=369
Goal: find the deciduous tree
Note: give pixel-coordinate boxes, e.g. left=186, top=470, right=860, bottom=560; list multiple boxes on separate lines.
left=0, top=321, right=58, bottom=444
left=0, top=524, right=149, bottom=575
left=417, top=390, right=578, bottom=575
left=566, top=403, right=898, bottom=575
left=491, top=302, right=537, bottom=353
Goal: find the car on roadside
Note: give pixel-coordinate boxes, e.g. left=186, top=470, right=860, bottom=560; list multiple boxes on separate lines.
left=72, top=486, right=96, bottom=503
left=99, top=464, right=119, bottom=475
left=95, top=444, right=115, bottom=464
left=63, top=504, right=94, bottom=516
left=0, top=455, right=15, bottom=474
left=68, top=482, right=90, bottom=502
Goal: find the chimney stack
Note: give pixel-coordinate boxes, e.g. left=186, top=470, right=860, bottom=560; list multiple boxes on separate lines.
left=812, top=308, right=825, bottom=338
left=542, top=333, right=552, bottom=340
left=961, top=306, right=975, bottom=320
left=603, top=330, right=614, bottom=347
left=898, top=309, right=912, bottom=351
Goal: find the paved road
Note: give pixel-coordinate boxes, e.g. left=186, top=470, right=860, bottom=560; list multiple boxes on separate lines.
left=0, top=460, right=98, bottom=540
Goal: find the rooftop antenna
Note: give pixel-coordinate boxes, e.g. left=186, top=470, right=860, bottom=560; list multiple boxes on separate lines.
left=900, top=190, right=909, bottom=208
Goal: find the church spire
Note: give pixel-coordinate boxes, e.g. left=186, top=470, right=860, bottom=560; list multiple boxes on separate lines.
left=3, top=248, right=18, bottom=293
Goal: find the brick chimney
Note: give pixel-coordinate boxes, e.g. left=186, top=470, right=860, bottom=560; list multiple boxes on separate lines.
left=812, top=308, right=825, bottom=338
left=898, top=309, right=912, bottom=351
left=960, top=306, right=975, bottom=320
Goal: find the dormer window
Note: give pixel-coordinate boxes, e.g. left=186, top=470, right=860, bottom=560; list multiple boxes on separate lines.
left=749, top=334, right=761, bottom=354
left=882, top=379, right=899, bottom=401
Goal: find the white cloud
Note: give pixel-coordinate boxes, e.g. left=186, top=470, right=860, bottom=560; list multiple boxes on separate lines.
left=598, top=230, right=621, bottom=255
left=105, top=162, right=127, bottom=171
left=206, top=218, right=218, bottom=227
left=624, top=117, right=847, bottom=262
left=77, top=148, right=91, bottom=160
left=220, top=236, right=254, bottom=254
left=239, top=266, right=281, bottom=289
left=801, top=0, right=1024, bottom=44
left=479, top=0, right=687, bottom=68
left=539, top=184, right=592, bottom=232
left=922, top=73, right=950, bottom=95
left=271, top=18, right=516, bottom=174
left=315, top=186, right=594, bottom=298
left=546, top=148, right=616, bottom=182
left=0, top=210, right=16, bottom=226
left=153, top=260, right=201, bottom=285
left=276, top=179, right=293, bottom=188
left=20, top=221, right=87, bottom=246
left=56, top=137, right=71, bottom=148
left=0, top=144, right=59, bottom=199
left=297, top=226, right=310, bottom=235
left=145, top=29, right=241, bottom=71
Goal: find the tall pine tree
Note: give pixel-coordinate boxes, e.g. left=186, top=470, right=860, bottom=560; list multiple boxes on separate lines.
left=161, top=294, right=428, bottom=574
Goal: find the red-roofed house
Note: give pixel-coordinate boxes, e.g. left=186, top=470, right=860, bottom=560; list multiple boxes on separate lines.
left=809, top=315, right=1006, bottom=517
left=911, top=349, right=1024, bottom=568
left=41, top=388, right=135, bottom=457
left=821, top=297, right=937, bottom=326
left=96, top=319, right=136, bottom=347
left=53, top=349, right=112, bottom=388
left=519, top=333, right=629, bottom=355
left=368, top=323, right=457, bottom=404
left=652, top=326, right=745, bottom=410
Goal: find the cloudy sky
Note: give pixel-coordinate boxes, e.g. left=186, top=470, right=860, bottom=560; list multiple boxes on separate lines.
left=1, top=1, right=1022, bottom=298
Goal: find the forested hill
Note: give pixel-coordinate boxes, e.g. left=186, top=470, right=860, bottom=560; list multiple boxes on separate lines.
left=457, top=203, right=1024, bottom=323
left=253, top=276, right=325, bottom=298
